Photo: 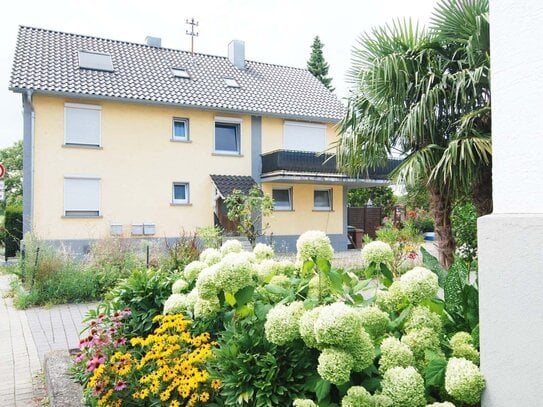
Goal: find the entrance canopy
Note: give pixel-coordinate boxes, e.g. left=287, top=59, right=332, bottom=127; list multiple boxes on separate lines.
left=210, top=174, right=258, bottom=199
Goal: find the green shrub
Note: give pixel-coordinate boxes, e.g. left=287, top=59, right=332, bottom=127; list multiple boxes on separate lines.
left=196, top=225, right=223, bottom=249
left=4, top=205, right=22, bottom=257
left=212, top=315, right=317, bottom=406
left=107, top=268, right=176, bottom=338
left=162, top=232, right=200, bottom=272
left=451, top=201, right=478, bottom=261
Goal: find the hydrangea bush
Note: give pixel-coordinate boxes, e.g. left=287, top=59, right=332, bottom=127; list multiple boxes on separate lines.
left=81, top=231, right=484, bottom=406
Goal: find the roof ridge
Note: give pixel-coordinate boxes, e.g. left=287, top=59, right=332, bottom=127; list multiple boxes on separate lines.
left=18, top=25, right=310, bottom=72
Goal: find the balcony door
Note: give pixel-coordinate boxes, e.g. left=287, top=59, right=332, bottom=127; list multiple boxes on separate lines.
left=283, top=121, right=326, bottom=152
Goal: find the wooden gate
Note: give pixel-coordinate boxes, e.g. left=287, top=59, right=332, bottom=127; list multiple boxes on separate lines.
left=347, top=207, right=383, bottom=238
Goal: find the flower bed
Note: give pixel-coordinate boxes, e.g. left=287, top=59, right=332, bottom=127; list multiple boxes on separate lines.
left=73, top=230, right=483, bottom=406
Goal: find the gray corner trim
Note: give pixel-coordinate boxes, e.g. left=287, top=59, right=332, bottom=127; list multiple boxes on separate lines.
left=22, top=91, right=34, bottom=235
left=251, top=116, right=263, bottom=237
left=9, top=88, right=341, bottom=124
left=251, top=116, right=262, bottom=182
left=343, top=186, right=348, bottom=240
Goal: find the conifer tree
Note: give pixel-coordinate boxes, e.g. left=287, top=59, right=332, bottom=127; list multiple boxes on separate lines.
left=307, top=36, right=334, bottom=91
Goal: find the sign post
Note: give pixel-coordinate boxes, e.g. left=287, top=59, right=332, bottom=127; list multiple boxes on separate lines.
left=0, top=163, right=4, bottom=201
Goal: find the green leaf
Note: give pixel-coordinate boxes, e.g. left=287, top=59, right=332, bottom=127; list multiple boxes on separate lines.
left=444, top=259, right=470, bottom=314
left=254, top=302, right=272, bottom=321
left=303, top=260, right=315, bottom=275
left=421, top=247, right=448, bottom=287
left=314, top=379, right=331, bottom=402
left=328, top=270, right=344, bottom=291
left=380, top=263, right=394, bottom=282
left=421, top=298, right=445, bottom=315
left=235, top=286, right=254, bottom=307
left=361, top=377, right=381, bottom=392
left=425, top=358, right=447, bottom=387
left=236, top=304, right=253, bottom=318
left=224, top=292, right=236, bottom=307
left=316, top=258, right=331, bottom=274
left=265, top=284, right=289, bottom=296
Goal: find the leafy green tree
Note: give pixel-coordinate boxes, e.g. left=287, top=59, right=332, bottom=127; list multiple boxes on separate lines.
left=0, top=141, right=23, bottom=210
left=336, top=0, right=490, bottom=267
left=348, top=186, right=396, bottom=216
left=307, top=36, right=334, bottom=91
left=224, top=186, right=273, bottom=247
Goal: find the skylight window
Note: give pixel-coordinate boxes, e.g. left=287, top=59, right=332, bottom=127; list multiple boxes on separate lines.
left=78, top=50, right=114, bottom=72
left=224, top=77, right=240, bottom=88
left=172, top=68, right=190, bottom=78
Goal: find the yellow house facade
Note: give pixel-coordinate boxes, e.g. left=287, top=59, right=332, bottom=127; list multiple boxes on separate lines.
left=10, top=26, right=390, bottom=252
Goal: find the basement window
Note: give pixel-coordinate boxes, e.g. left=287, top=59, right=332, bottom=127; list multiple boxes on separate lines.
left=172, top=68, right=190, bottom=78
left=78, top=50, right=114, bottom=72
left=224, top=77, right=240, bottom=88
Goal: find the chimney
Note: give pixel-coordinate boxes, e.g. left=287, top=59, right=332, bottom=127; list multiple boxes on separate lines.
left=145, top=36, right=162, bottom=47
left=228, top=40, right=245, bottom=69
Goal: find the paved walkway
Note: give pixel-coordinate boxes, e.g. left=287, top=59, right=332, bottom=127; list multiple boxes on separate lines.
left=0, top=274, right=95, bottom=406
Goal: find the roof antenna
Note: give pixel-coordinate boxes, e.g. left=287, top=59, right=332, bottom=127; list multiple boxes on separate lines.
left=185, top=18, right=199, bottom=55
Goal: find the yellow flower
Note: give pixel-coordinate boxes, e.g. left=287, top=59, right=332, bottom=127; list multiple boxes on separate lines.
left=211, top=379, right=221, bottom=390
left=200, top=391, right=210, bottom=402
left=170, top=401, right=180, bottom=407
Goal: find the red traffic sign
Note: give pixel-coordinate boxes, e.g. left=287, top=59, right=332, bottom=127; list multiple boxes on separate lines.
left=0, top=164, right=4, bottom=178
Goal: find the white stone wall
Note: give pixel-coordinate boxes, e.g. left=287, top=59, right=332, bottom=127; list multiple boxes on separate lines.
left=479, top=1, right=543, bottom=405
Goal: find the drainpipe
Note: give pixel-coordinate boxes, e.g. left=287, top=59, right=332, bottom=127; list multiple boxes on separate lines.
left=22, top=89, right=35, bottom=239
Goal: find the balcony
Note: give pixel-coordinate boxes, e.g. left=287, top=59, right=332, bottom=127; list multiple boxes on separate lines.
left=260, top=150, right=402, bottom=184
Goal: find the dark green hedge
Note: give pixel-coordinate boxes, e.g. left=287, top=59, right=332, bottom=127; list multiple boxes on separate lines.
left=5, top=205, right=22, bottom=257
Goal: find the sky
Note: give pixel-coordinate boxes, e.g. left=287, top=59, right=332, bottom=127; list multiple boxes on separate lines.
left=0, top=0, right=436, bottom=148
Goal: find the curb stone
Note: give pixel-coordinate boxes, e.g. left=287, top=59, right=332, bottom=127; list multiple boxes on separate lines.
left=44, top=350, right=84, bottom=407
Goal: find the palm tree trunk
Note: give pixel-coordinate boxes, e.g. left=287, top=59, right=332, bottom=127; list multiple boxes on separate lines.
left=472, top=164, right=493, bottom=216
left=429, top=186, right=455, bottom=268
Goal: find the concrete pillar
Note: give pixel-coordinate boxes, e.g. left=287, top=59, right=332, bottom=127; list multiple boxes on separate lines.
left=479, top=1, right=543, bottom=405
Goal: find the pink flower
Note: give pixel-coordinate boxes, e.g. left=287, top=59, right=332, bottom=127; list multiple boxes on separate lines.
left=92, top=382, right=104, bottom=396
left=407, top=252, right=418, bottom=260
left=74, top=352, right=85, bottom=363
left=85, top=355, right=105, bottom=372
left=114, top=380, right=127, bottom=391
left=114, top=337, right=127, bottom=347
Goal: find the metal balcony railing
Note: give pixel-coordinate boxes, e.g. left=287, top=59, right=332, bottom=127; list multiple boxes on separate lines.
left=261, top=150, right=402, bottom=180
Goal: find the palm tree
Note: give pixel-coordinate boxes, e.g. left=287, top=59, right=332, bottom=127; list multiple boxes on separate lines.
left=336, top=0, right=490, bottom=268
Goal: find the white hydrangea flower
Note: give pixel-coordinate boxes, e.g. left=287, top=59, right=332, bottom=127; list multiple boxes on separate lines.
left=299, top=306, right=322, bottom=349
left=314, top=302, right=363, bottom=347
left=449, top=332, right=473, bottom=349
left=375, top=281, right=407, bottom=312
left=426, top=402, right=456, bottom=407
left=171, top=278, right=189, bottom=294
left=317, top=347, right=354, bottom=385
left=404, top=306, right=442, bottom=334
left=253, top=243, right=274, bottom=261
left=264, top=301, right=305, bottom=345
left=256, top=259, right=278, bottom=283
left=194, top=296, right=220, bottom=319
left=381, top=366, right=426, bottom=407
left=445, top=357, right=485, bottom=404
left=293, top=399, right=317, bottom=407
left=361, top=241, right=394, bottom=265
left=296, top=230, right=334, bottom=262
left=220, top=239, right=243, bottom=256
left=195, top=264, right=220, bottom=299
left=379, top=337, right=415, bottom=373
left=215, top=253, right=256, bottom=294
left=199, top=248, right=222, bottom=265
left=276, top=259, right=296, bottom=276
left=163, top=293, right=189, bottom=314
left=400, top=267, right=439, bottom=304
left=183, top=260, right=207, bottom=283
left=358, top=306, right=391, bottom=339
left=223, top=250, right=256, bottom=264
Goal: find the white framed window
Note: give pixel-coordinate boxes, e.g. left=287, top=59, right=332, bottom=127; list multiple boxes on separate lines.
left=172, top=68, right=190, bottom=78
left=172, top=182, right=189, bottom=204
left=223, top=77, right=240, bottom=88
left=64, top=103, right=101, bottom=147
left=283, top=121, right=326, bottom=152
left=314, top=189, right=332, bottom=211
left=272, top=188, right=293, bottom=211
left=64, top=176, right=101, bottom=217
left=214, top=117, right=242, bottom=155
left=172, top=118, right=189, bottom=141
left=78, top=50, right=114, bottom=72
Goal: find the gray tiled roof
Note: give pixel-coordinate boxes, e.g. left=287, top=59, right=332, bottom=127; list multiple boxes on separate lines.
left=210, top=175, right=257, bottom=197
left=10, top=26, right=344, bottom=122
